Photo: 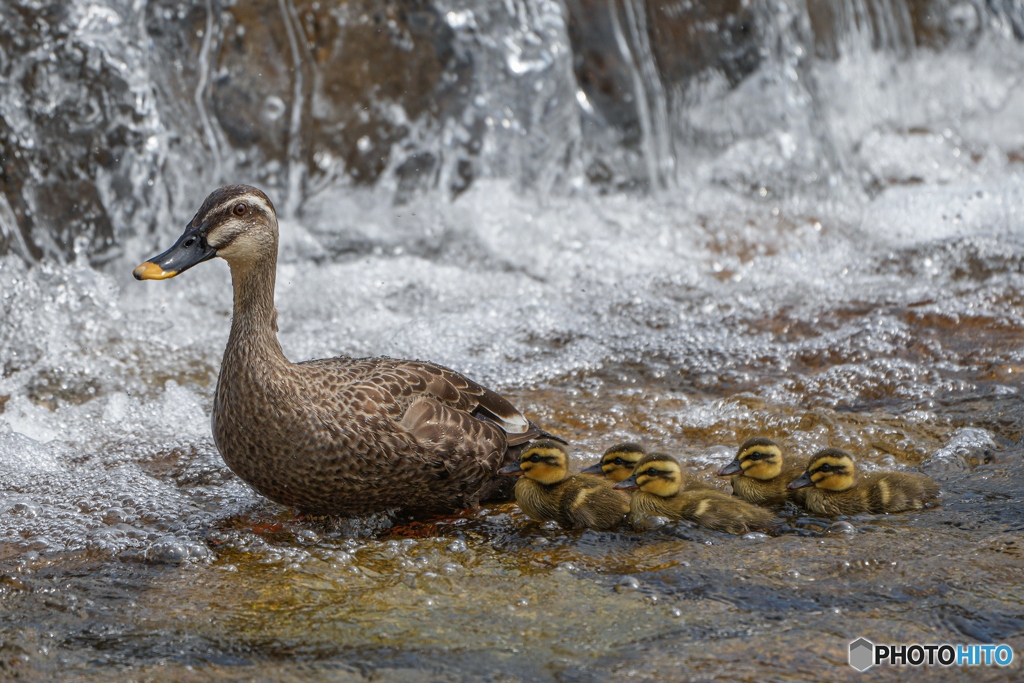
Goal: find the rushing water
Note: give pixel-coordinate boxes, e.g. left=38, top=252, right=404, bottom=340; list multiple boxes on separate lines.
left=2, top=0, right=1024, bottom=680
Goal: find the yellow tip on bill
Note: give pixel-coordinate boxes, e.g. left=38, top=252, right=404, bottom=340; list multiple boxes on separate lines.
left=133, top=262, right=177, bottom=280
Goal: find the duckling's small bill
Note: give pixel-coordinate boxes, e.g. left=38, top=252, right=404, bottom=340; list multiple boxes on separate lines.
left=787, top=472, right=814, bottom=490
left=716, top=460, right=744, bottom=477
left=612, top=474, right=639, bottom=490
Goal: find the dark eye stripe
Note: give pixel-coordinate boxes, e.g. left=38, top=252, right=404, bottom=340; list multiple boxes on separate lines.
left=745, top=451, right=774, bottom=461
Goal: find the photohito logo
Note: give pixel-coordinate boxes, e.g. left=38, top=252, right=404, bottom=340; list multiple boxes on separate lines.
left=849, top=638, right=1014, bottom=672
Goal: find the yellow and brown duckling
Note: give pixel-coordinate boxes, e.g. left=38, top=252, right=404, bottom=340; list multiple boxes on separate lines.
left=497, top=440, right=630, bottom=532
left=580, top=443, right=647, bottom=483
left=614, top=453, right=778, bottom=535
left=716, top=437, right=807, bottom=506
left=498, top=440, right=630, bottom=531
left=787, top=448, right=940, bottom=516
left=582, top=444, right=720, bottom=491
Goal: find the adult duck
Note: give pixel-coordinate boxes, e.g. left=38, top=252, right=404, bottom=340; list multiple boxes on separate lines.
left=134, top=185, right=559, bottom=516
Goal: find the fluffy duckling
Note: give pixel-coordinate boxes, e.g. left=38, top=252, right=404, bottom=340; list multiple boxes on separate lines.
left=497, top=440, right=630, bottom=530
left=787, top=448, right=940, bottom=515
left=580, top=443, right=647, bottom=483
left=614, top=453, right=777, bottom=535
left=582, top=444, right=720, bottom=491
left=716, top=437, right=807, bottom=506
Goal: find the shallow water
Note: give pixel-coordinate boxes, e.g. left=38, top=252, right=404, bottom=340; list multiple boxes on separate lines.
left=3, top=0, right=1024, bottom=680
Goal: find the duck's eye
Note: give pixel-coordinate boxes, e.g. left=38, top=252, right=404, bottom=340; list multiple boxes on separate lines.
left=183, top=237, right=196, bottom=248
left=233, top=203, right=247, bottom=216
left=818, top=464, right=832, bottom=473
left=643, top=469, right=658, bottom=477
left=613, top=458, right=626, bottom=466
left=529, top=454, right=541, bottom=463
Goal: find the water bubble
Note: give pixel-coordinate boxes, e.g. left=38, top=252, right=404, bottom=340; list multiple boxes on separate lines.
left=10, top=503, right=39, bottom=519
left=445, top=539, right=467, bottom=553
left=145, top=539, right=188, bottom=564
left=828, top=521, right=856, bottom=534
left=615, top=577, right=640, bottom=593
left=263, top=96, right=285, bottom=122
left=102, top=508, right=127, bottom=525
left=296, top=529, right=319, bottom=543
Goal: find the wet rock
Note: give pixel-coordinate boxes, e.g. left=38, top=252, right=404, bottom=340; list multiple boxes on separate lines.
left=0, top=574, right=33, bottom=593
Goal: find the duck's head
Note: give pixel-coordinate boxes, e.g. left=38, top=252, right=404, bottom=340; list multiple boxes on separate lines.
left=787, top=448, right=855, bottom=492
left=580, top=443, right=646, bottom=482
left=133, top=185, right=277, bottom=281
left=717, top=437, right=783, bottom=480
left=497, top=440, right=569, bottom=485
left=613, top=453, right=681, bottom=497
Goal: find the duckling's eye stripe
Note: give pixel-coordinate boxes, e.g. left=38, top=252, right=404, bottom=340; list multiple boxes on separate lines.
left=745, top=451, right=774, bottom=461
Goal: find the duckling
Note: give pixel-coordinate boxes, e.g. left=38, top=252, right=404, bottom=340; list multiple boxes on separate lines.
left=498, top=441, right=630, bottom=530
left=581, top=444, right=720, bottom=491
left=716, top=437, right=807, bottom=506
left=787, top=448, right=940, bottom=516
left=614, top=453, right=777, bottom=535
left=580, top=443, right=647, bottom=483
left=133, top=185, right=562, bottom=516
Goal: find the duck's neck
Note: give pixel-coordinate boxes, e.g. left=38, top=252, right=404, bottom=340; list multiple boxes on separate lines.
left=226, top=252, right=287, bottom=364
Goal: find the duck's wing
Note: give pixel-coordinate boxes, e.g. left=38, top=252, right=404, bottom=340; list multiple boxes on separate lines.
left=298, top=356, right=562, bottom=450
left=398, top=361, right=563, bottom=445
left=398, top=395, right=505, bottom=471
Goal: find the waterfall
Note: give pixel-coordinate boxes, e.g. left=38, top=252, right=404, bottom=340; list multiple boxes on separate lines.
left=0, top=0, right=1020, bottom=262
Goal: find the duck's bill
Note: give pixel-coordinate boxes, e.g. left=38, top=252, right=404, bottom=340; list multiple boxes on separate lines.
left=497, top=462, right=524, bottom=476
left=612, top=475, right=639, bottom=490
left=579, top=462, right=605, bottom=475
left=787, top=472, right=813, bottom=490
left=133, top=227, right=216, bottom=281
left=716, top=460, right=743, bottom=477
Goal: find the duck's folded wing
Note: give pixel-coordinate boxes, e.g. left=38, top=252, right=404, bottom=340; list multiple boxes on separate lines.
left=398, top=395, right=508, bottom=473
left=403, top=362, right=533, bottom=435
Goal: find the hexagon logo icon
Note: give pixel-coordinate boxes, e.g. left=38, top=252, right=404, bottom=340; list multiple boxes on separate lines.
left=849, top=638, right=875, bottom=672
